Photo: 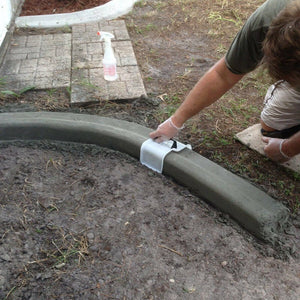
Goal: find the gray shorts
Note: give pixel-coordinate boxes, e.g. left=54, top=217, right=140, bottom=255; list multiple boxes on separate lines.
left=260, top=81, right=300, bottom=131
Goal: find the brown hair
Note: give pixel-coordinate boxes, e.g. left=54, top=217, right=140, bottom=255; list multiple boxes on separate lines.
left=262, top=0, right=300, bottom=86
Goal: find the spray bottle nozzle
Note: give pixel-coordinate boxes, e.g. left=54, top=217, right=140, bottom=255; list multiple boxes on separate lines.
left=97, top=31, right=115, bottom=42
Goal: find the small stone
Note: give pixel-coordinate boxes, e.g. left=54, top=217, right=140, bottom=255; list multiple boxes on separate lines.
left=55, top=262, right=65, bottom=269
left=87, top=232, right=94, bottom=241
left=89, top=245, right=99, bottom=252
left=41, top=272, right=52, bottom=280
left=221, top=261, right=228, bottom=267
left=0, top=275, right=6, bottom=288
left=0, top=254, right=11, bottom=262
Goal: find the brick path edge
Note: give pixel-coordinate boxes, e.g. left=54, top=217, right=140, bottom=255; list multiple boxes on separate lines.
left=0, top=112, right=289, bottom=242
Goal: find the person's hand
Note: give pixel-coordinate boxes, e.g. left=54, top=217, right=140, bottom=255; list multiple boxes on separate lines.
left=262, top=137, right=291, bottom=163
left=149, top=117, right=184, bottom=143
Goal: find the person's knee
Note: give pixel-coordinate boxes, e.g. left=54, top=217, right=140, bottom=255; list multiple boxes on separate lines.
left=260, top=119, right=275, bottom=131
left=260, top=81, right=300, bottom=131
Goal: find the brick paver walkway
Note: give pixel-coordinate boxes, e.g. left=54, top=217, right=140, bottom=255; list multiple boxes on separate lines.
left=0, top=20, right=146, bottom=105
left=0, top=33, right=71, bottom=90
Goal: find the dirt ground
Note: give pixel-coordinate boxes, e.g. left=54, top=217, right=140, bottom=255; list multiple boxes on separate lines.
left=0, top=141, right=299, bottom=299
left=1, top=0, right=300, bottom=299
left=20, top=0, right=111, bottom=16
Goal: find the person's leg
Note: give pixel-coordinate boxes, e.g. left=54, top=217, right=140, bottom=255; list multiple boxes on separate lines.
left=260, top=81, right=300, bottom=138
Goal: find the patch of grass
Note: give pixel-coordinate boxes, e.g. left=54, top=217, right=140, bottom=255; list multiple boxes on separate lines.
left=216, top=44, right=228, bottom=57
left=207, top=6, right=244, bottom=40
left=240, top=66, right=272, bottom=97
left=212, top=130, right=234, bottom=146
left=46, top=158, right=62, bottom=171
left=27, top=230, right=89, bottom=270
left=46, top=88, right=57, bottom=97
left=61, top=25, right=72, bottom=33
left=135, top=0, right=147, bottom=8
left=218, top=96, right=260, bottom=127
left=66, top=86, right=71, bottom=96
left=79, top=79, right=100, bottom=90
left=134, top=23, right=158, bottom=35
left=0, top=77, right=6, bottom=87
left=187, top=121, right=201, bottom=135
left=152, top=0, right=168, bottom=10
left=161, top=105, right=177, bottom=119
left=152, top=93, right=184, bottom=122
left=208, top=10, right=243, bottom=27
left=54, top=233, right=89, bottom=267
left=291, top=196, right=300, bottom=214
left=0, top=86, right=35, bottom=98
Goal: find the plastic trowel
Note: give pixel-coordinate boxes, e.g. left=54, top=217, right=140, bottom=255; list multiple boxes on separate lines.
left=140, top=138, right=192, bottom=173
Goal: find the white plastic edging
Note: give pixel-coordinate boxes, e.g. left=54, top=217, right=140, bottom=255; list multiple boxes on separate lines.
left=15, top=0, right=140, bottom=29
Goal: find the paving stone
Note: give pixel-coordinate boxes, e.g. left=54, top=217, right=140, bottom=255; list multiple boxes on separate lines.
left=0, top=33, right=71, bottom=91
left=26, top=35, right=42, bottom=47
left=71, top=20, right=146, bottom=105
left=71, top=68, right=106, bottom=105
left=0, top=60, right=21, bottom=75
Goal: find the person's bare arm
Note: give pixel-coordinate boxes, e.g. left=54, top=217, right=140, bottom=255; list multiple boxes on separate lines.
left=150, top=57, right=244, bottom=141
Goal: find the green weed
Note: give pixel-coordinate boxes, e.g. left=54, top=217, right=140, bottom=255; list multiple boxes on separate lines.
left=50, top=235, right=88, bottom=268
left=66, top=86, right=71, bottom=96
left=4, top=286, right=18, bottom=300
left=153, top=1, right=168, bottom=10
left=135, top=0, right=147, bottom=8
left=47, top=88, right=57, bottom=97
left=0, top=77, right=6, bottom=87
left=135, top=23, right=157, bottom=35
left=208, top=11, right=243, bottom=27
left=79, top=79, right=99, bottom=90
left=0, top=86, right=35, bottom=98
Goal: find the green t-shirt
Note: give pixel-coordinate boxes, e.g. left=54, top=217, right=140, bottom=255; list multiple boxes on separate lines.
left=225, top=0, right=291, bottom=74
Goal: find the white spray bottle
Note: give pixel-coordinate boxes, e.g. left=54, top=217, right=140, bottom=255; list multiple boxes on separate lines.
left=97, top=31, right=118, bottom=81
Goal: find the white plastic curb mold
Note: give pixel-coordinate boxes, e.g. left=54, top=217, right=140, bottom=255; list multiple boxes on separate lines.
left=16, top=0, right=140, bottom=29
left=140, top=139, right=192, bottom=173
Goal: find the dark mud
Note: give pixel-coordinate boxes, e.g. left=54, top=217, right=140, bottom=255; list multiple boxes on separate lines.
left=0, top=141, right=299, bottom=299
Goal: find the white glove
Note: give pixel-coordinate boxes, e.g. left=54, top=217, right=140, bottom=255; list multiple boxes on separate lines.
left=262, top=137, right=291, bottom=162
left=149, top=116, right=184, bottom=143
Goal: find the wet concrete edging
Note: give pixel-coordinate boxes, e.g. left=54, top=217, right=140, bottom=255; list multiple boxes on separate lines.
left=0, top=112, right=289, bottom=242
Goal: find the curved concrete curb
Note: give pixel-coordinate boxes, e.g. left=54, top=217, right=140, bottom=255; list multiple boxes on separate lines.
left=16, top=0, right=139, bottom=28
left=0, top=112, right=289, bottom=242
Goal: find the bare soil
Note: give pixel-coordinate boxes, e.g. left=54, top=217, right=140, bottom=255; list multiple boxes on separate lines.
left=0, top=141, right=299, bottom=299
left=20, top=0, right=111, bottom=16
left=0, top=0, right=300, bottom=299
